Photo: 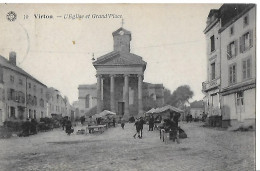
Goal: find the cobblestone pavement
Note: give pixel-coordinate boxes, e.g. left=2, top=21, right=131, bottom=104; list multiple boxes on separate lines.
left=0, top=122, right=255, bottom=171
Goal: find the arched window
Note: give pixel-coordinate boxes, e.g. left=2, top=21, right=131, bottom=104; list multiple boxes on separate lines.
left=85, top=95, right=90, bottom=108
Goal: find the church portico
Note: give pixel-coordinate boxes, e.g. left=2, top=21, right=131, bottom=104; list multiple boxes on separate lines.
left=95, top=73, right=144, bottom=118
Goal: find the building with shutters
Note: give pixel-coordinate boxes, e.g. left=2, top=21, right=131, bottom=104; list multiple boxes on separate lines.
left=202, top=4, right=256, bottom=127
left=0, top=52, right=48, bottom=125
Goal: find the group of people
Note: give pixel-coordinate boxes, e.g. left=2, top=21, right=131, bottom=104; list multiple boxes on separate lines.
left=133, top=117, right=146, bottom=139
left=61, top=117, right=74, bottom=135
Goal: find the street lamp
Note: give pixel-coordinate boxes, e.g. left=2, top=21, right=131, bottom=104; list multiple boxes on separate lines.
left=91, top=53, right=95, bottom=62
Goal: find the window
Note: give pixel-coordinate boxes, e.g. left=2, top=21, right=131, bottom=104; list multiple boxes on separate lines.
left=10, top=107, right=15, bottom=118
left=227, top=40, right=237, bottom=59
left=8, top=89, right=15, bottom=101
left=40, top=88, right=43, bottom=94
left=236, top=91, right=244, bottom=106
left=19, top=79, right=23, bottom=85
left=28, top=83, right=31, bottom=89
left=10, top=75, right=14, bottom=83
left=33, top=85, right=36, bottom=91
left=242, top=58, right=251, bottom=80
left=230, top=26, right=234, bottom=36
left=0, top=66, right=3, bottom=83
left=28, top=109, right=32, bottom=119
left=40, top=99, right=44, bottom=107
left=17, top=91, right=25, bottom=103
left=243, top=15, right=249, bottom=26
left=33, top=96, right=37, bottom=106
left=229, top=64, right=236, bottom=85
left=34, top=110, right=36, bottom=119
left=40, top=112, right=44, bottom=118
left=240, top=30, right=253, bottom=53
left=210, top=35, right=215, bottom=52
left=211, top=62, right=216, bottom=80
left=85, top=95, right=90, bottom=108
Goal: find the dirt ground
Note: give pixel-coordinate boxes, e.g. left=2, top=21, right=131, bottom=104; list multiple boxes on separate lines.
left=0, top=122, right=255, bottom=171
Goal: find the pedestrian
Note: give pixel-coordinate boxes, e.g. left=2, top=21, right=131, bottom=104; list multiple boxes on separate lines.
left=133, top=118, right=140, bottom=138
left=148, top=115, right=155, bottom=131
left=138, top=117, right=145, bottom=138
left=189, top=114, right=193, bottom=122
left=186, top=114, right=189, bottom=123
left=113, top=118, right=116, bottom=127
left=121, top=119, right=125, bottom=129
left=65, top=120, right=73, bottom=135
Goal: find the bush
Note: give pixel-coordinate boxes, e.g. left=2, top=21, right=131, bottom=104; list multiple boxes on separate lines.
left=3, top=121, right=24, bottom=132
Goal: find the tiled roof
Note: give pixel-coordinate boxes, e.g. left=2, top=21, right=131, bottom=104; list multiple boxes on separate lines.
left=0, top=55, right=47, bottom=87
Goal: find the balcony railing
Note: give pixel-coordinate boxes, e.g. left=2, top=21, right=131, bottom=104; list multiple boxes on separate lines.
left=202, top=78, right=220, bottom=92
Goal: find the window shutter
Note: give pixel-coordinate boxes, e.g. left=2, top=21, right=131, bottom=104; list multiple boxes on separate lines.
left=233, top=65, right=236, bottom=83
left=7, top=89, right=11, bottom=100
left=247, top=59, right=251, bottom=78
left=234, top=40, right=238, bottom=56
left=242, top=61, right=246, bottom=79
left=239, top=36, right=243, bottom=53
left=249, top=30, right=253, bottom=48
left=229, top=67, right=232, bottom=84
left=227, top=44, right=230, bottom=59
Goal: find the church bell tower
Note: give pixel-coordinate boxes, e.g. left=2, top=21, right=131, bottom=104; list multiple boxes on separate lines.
left=112, top=27, right=132, bottom=53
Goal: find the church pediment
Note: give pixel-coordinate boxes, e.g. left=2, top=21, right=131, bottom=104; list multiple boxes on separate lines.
left=98, top=56, right=135, bottom=65
left=93, top=51, right=146, bottom=66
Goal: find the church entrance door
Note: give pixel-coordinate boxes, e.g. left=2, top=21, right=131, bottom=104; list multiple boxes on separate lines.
left=118, top=102, right=125, bottom=116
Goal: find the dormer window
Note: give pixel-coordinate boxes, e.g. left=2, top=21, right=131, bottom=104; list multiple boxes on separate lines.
left=230, top=26, right=234, bottom=36
left=243, top=14, right=249, bottom=26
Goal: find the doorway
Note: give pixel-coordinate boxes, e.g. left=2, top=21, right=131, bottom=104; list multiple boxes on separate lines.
left=118, top=102, right=125, bottom=116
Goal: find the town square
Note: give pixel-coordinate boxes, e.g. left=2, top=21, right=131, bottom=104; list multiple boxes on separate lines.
left=0, top=3, right=257, bottom=171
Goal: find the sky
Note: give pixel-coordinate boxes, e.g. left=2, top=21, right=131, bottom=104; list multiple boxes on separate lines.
left=0, top=3, right=222, bottom=104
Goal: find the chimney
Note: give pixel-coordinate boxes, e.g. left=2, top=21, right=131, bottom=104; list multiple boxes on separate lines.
left=9, top=51, right=16, bottom=66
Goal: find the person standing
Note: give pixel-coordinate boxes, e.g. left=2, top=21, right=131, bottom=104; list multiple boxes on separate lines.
left=148, top=115, right=155, bottom=131
left=121, top=119, right=125, bottom=129
left=139, top=117, right=145, bottom=138
left=133, top=118, right=140, bottom=138
left=65, top=120, right=73, bottom=135
left=113, top=118, right=116, bottom=127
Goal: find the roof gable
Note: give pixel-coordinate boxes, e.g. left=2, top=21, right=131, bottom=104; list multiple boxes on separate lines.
left=93, top=51, right=146, bottom=67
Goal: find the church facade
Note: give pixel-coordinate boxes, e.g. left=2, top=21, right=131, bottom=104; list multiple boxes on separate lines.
left=76, top=27, right=164, bottom=119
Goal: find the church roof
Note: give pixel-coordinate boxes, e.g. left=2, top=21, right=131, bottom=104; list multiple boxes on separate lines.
left=93, top=51, right=147, bottom=68
left=112, top=27, right=131, bottom=37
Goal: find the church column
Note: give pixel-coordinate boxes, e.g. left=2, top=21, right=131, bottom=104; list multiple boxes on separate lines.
left=110, top=74, right=115, bottom=113
left=138, top=74, right=143, bottom=115
left=124, top=74, right=129, bottom=117
left=96, top=74, right=102, bottom=114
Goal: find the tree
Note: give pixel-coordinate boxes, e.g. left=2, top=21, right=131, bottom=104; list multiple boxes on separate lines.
left=163, top=88, right=171, bottom=104
left=64, top=96, right=69, bottom=106
left=143, top=95, right=158, bottom=112
left=165, top=85, right=194, bottom=108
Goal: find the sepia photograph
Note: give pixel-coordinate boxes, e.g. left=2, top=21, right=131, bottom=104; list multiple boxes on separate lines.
left=0, top=3, right=256, bottom=170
